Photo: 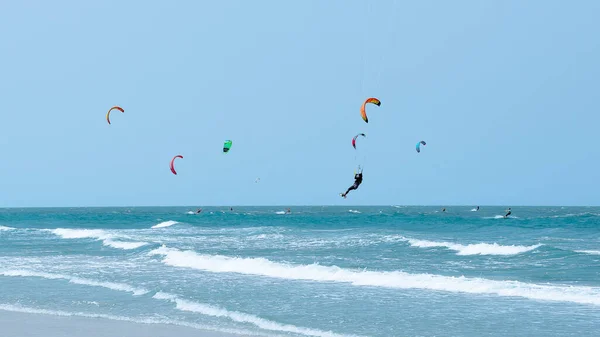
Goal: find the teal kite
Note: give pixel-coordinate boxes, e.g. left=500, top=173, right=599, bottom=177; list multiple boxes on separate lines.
left=223, top=140, right=232, bottom=153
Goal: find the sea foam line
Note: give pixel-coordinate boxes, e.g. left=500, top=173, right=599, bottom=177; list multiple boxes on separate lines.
left=0, top=226, right=15, bottom=231
left=2, top=269, right=353, bottom=337
left=401, top=237, right=542, bottom=256
left=153, top=292, right=360, bottom=337
left=48, top=228, right=148, bottom=250
left=0, top=270, right=148, bottom=296
left=148, top=246, right=600, bottom=307
left=0, top=304, right=273, bottom=337
left=576, top=250, right=600, bottom=256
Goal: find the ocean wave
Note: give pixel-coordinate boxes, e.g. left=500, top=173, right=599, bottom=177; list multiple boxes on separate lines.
left=153, top=292, right=358, bottom=337
left=49, top=228, right=147, bottom=250
left=403, top=237, right=542, bottom=256
left=102, top=240, right=148, bottom=250
left=575, top=250, right=600, bottom=255
left=148, top=246, right=600, bottom=306
left=0, top=226, right=15, bottom=231
left=151, top=220, right=178, bottom=229
left=0, top=270, right=148, bottom=295
left=50, top=228, right=107, bottom=239
left=348, top=210, right=361, bottom=214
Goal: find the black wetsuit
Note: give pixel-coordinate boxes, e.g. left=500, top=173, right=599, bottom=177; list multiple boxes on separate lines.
left=505, top=209, right=512, bottom=218
left=344, top=173, right=363, bottom=196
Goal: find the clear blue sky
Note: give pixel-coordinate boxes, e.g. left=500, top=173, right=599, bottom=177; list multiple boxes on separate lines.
left=1, top=0, right=599, bottom=207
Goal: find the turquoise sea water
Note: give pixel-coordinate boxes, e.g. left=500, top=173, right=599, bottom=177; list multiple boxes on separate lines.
left=0, top=206, right=599, bottom=337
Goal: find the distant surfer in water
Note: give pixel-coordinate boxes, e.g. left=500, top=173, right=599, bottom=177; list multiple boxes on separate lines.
left=341, top=169, right=363, bottom=198
left=504, top=208, right=512, bottom=218
left=442, top=208, right=446, bottom=212
left=286, top=208, right=291, bottom=214
left=196, top=208, right=202, bottom=214
left=476, top=206, right=480, bottom=211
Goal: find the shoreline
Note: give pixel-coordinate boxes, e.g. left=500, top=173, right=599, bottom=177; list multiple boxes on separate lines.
left=0, top=309, right=251, bottom=337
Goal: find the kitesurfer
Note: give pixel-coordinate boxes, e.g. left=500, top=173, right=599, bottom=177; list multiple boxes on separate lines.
left=341, top=170, right=363, bottom=198
left=196, top=208, right=202, bottom=214
left=504, top=208, right=512, bottom=218
left=476, top=206, right=480, bottom=211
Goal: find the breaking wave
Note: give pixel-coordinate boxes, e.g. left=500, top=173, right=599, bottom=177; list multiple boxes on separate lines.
left=49, top=228, right=148, bottom=250
left=148, top=246, right=600, bottom=307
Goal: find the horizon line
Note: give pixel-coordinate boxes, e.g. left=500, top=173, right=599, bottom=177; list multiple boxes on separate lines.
left=0, top=204, right=598, bottom=209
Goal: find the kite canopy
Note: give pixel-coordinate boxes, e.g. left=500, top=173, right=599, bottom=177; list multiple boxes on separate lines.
left=170, top=155, right=183, bottom=175
left=223, top=140, right=232, bottom=153
left=416, top=141, right=427, bottom=153
left=352, top=133, right=366, bottom=149
left=360, top=98, right=380, bottom=123
left=106, top=106, right=124, bottom=125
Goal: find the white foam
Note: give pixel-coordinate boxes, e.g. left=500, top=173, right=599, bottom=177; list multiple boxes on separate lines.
left=152, top=220, right=179, bottom=229
left=470, top=208, right=478, bottom=212
left=576, top=250, right=600, bottom=255
left=348, top=210, right=361, bottom=214
left=153, top=292, right=357, bottom=337
left=404, top=237, right=542, bottom=256
left=0, top=304, right=269, bottom=337
left=250, top=234, right=284, bottom=240
left=49, top=228, right=147, bottom=250
left=103, top=239, right=147, bottom=250
left=0, top=270, right=148, bottom=295
left=73, top=301, right=99, bottom=306
left=153, top=291, right=178, bottom=301
left=483, top=215, right=519, bottom=219
left=275, top=211, right=286, bottom=215
left=0, top=226, right=15, bottom=231
left=148, top=246, right=600, bottom=306
left=51, top=228, right=108, bottom=239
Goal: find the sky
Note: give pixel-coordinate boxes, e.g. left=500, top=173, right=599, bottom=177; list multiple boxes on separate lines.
left=1, top=0, right=599, bottom=207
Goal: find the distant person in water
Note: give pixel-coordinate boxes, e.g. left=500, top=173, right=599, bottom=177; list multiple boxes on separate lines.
left=230, top=207, right=233, bottom=211
left=196, top=208, right=202, bottom=214
left=504, top=208, right=512, bottom=218
left=286, top=208, right=291, bottom=214
left=476, top=206, right=480, bottom=211
left=442, top=208, right=446, bottom=212
left=341, top=170, right=363, bottom=199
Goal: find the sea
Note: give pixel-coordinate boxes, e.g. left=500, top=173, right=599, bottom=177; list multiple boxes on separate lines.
left=0, top=206, right=599, bottom=337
